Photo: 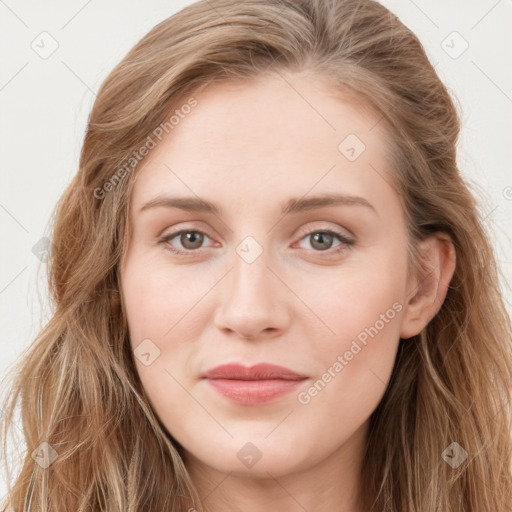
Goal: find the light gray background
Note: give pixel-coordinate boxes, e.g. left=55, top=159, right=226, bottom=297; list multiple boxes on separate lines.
left=1, top=0, right=511, bottom=499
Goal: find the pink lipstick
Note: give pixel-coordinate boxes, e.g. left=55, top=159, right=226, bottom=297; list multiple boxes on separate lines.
left=202, top=363, right=308, bottom=405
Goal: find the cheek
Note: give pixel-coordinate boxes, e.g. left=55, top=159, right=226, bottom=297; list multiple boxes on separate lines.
left=292, top=255, right=407, bottom=462
left=120, top=258, right=196, bottom=420
left=120, top=253, right=215, bottom=402
left=298, top=239, right=407, bottom=352
left=294, top=251, right=406, bottom=432
left=121, top=251, right=208, bottom=344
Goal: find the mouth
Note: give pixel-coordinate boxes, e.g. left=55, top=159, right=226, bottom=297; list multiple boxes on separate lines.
left=201, top=363, right=308, bottom=405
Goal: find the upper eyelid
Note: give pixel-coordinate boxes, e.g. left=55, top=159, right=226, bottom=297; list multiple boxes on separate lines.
left=161, top=222, right=352, bottom=239
left=295, top=223, right=353, bottom=240
left=161, top=224, right=353, bottom=249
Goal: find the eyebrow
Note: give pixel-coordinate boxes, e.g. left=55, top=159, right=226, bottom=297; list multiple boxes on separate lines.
left=138, top=193, right=377, bottom=216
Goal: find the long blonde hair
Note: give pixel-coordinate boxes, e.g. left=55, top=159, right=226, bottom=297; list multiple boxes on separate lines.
left=2, top=0, right=511, bottom=510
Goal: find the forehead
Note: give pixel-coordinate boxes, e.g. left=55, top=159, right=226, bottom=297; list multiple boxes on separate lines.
left=130, top=72, right=395, bottom=213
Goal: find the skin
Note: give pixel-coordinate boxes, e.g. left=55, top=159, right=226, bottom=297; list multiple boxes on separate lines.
left=120, top=70, right=456, bottom=512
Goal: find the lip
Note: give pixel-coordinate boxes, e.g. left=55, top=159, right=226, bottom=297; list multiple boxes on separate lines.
left=202, top=363, right=307, bottom=381
left=202, top=363, right=308, bottom=405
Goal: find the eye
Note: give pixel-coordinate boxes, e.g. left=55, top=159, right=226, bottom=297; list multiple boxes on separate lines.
left=158, top=227, right=354, bottom=256
left=159, top=229, right=213, bottom=255
left=296, top=228, right=354, bottom=254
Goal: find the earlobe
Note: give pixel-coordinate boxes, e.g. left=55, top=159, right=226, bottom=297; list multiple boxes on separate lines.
left=399, top=233, right=456, bottom=339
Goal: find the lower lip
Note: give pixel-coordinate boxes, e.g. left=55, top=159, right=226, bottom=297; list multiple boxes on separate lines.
left=205, top=378, right=306, bottom=405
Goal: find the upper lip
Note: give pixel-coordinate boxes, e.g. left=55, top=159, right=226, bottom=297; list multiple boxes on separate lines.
left=202, top=363, right=307, bottom=381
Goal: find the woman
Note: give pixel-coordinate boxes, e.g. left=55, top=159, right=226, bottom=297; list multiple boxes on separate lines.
left=2, top=0, right=511, bottom=510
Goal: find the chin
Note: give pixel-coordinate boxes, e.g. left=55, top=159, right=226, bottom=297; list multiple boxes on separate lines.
left=183, top=433, right=316, bottom=478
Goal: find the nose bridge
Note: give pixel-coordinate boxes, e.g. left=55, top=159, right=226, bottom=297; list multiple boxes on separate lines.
left=213, top=233, right=289, bottom=338
left=229, top=234, right=276, bottom=305
left=233, top=238, right=270, bottom=292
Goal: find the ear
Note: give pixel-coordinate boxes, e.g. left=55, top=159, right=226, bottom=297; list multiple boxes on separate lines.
left=400, top=233, right=456, bottom=339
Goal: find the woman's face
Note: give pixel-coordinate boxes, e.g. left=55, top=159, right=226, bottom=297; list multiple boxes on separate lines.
left=120, top=72, right=416, bottom=478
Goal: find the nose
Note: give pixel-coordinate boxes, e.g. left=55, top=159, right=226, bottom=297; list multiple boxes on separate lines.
left=213, top=248, right=290, bottom=340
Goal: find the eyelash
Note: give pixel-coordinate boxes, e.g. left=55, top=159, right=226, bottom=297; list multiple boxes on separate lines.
left=158, top=227, right=355, bottom=257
